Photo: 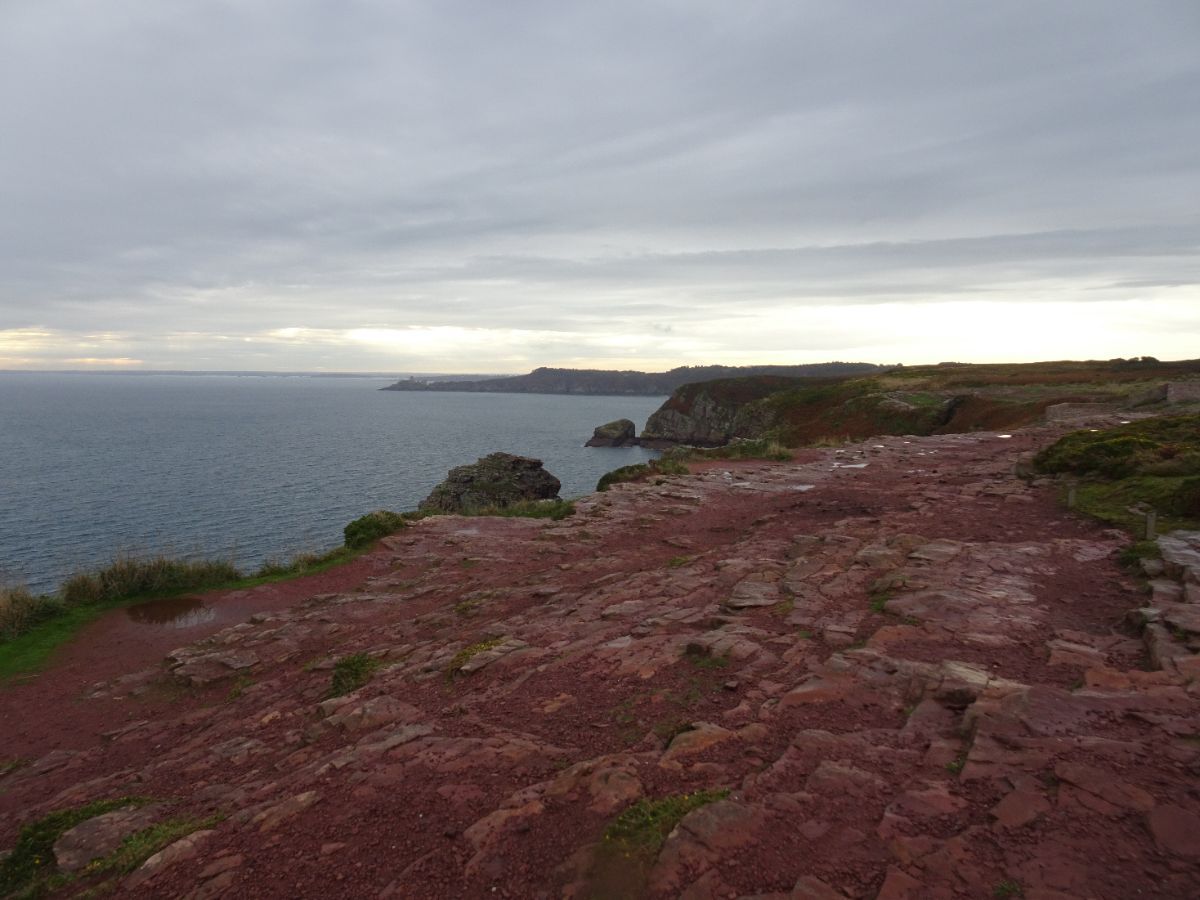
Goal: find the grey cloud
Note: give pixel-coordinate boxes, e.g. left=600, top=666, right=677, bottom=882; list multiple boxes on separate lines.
left=1, top=1, right=1198, bottom=367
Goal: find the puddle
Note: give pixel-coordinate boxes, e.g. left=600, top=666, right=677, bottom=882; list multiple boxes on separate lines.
left=126, top=595, right=216, bottom=629
left=997, top=434, right=1013, bottom=439
left=832, top=462, right=868, bottom=469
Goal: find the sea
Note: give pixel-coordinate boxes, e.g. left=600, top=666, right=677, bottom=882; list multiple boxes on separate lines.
left=0, top=374, right=664, bottom=594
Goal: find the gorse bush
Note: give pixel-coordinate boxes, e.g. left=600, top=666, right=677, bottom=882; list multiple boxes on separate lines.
left=1035, top=415, right=1200, bottom=534
left=61, top=556, right=241, bottom=605
left=1034, top=415, right=1200, bottom=479
left=343, top=509, right=408, bottom=549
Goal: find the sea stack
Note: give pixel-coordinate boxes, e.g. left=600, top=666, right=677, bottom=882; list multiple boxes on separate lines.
left=585, top=418, right=637, bottom=447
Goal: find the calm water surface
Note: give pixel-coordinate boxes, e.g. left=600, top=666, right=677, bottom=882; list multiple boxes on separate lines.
left=0, top=374, right=662, bottom=593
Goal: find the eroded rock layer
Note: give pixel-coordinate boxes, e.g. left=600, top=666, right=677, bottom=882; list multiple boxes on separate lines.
left=2, top=418, right=1199, bottom=898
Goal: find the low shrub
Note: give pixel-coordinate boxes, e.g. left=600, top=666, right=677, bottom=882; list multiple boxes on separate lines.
left=61, top=556, right=240, bottom=606
left=343, top=509, right=408, bottom=549
left=328, top=652, right=383, bottom=697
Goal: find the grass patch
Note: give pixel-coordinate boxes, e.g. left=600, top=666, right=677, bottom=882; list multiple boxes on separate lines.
left=677, top=439, right=792, bottom=462
left=603, top=790, right=729, bottom=856
left=1074, top=477, right=1197, bottom=533
left=0, top=585, right=65, bottom=642
left=0, top=505, right=387, bottom=678
left=447, top=637, right=505, bottom=676
left=945, top=755, right=967, bottom=775
left=868, top=590, right=894, bottom=614
left=666, top=556, right=691, bottom=568
left=596, top=459, right=689, bottom=492
left=0, top=796, right=153, bottom=897
left=327, top=652, right=383, bottom=698
left=83, top=814, right=222, bottom=879
left=226, top=675, right=254, bottom=702
left=769, top=597, right=795, bottom=617
left=453, top=598, right=482, bottom=617
left=61, top=556, right=241, bottom=607
left=683, top=647, right=730, bottom=670
left=994, top=879, right=1024, bottom=898
left=1117, top=539, right=1162, bottom=570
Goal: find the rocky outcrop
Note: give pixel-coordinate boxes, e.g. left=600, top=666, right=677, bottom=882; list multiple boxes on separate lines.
left=585, top=418, right=636, bottom=447
left=640, top=376, right=794, bottom=446
left=418, top=452, right=561, bottom=513
left=640, top=375, right=961, bottom=447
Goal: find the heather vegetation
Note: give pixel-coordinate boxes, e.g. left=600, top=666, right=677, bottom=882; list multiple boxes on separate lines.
left=642, top=358, right=1200, bottom=449
left=1035, top=415, right=1200, bottom=533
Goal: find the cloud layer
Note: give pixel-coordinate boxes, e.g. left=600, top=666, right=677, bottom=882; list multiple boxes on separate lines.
left=2, top=1, right=1198, bottom=370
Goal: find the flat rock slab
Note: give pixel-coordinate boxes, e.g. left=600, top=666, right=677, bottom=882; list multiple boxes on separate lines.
left=727, top=575, right=783, bottom=609
left=54, top=804, right=167, bottom=872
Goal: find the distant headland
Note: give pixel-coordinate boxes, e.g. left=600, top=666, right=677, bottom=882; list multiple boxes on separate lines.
left=380, top=363, right=885, bottom=396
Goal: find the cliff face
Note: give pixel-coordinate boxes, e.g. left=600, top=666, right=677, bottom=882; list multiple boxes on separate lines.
left=640, top=360, right=1200, bottom=447
left=640, top=376, right=801, bottom=445
left=639, top=375, right=960, bottom=446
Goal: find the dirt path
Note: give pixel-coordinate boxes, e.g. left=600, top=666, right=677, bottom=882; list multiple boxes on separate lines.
left=2, top=422, right=1198, bottom=899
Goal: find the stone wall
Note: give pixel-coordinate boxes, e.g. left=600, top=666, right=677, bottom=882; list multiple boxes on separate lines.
left=1166, top=382, right=1200, bottom=404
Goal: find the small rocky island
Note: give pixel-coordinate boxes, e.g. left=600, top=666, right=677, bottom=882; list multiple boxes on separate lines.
left=584, top=418, right=637, bottom=447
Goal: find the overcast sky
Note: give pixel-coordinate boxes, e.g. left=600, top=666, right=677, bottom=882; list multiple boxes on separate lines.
left=2, top=1, right=1198, bottom=373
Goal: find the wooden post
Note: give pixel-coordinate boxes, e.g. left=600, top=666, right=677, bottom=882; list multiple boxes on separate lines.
left=1066, top=481, right=1077, bottom=509
left=1145, top=509, right=1157, bottom=541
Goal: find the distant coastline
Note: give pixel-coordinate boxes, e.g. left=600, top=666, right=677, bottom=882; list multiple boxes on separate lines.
left=381, top=363, right=884, bottom=397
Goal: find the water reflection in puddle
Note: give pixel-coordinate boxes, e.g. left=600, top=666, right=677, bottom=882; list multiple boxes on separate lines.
left=126, top=595, right=217, bottom=629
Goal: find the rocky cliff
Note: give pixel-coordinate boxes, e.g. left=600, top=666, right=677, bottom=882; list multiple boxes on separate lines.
left=4, top=416, right=1200, bottom=898
left=639, top=360, right=1200, bottom=447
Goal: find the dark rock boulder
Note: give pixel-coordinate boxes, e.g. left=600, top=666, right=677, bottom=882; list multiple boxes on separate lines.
left=585, top=418, right=637, bottom=447
left=419, top=453, right=561, bottom=514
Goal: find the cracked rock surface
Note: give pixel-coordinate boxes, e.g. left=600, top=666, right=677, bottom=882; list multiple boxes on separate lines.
left=3, top=420, right=1199, bottom=898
